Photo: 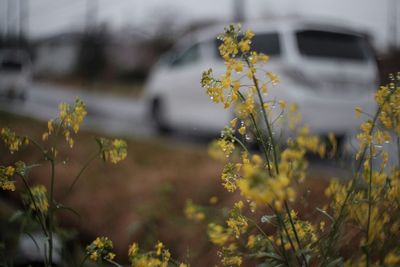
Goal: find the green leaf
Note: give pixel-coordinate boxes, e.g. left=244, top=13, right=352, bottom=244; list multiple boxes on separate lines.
left=316, top=208, right=335, bottom=222
left=326, top=257, right=344, bottom=267
left=9, top=210, right=24, bottom=222
left=54, top=203, right=81, bottom=218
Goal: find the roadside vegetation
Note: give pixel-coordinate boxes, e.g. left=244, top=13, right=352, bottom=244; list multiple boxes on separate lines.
left=1, top=24, right=399, bottom=267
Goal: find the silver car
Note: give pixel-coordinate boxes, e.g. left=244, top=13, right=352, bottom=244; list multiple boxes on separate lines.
left=0, top=49, right=32, bottom=100
left=144, top=18, right=378, bottom=137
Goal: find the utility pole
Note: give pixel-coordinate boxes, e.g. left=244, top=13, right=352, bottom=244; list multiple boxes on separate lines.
left=233, top=0, right=245, bottom=23
left=19, top=0, right=28, bottom=42
left=6, top=0, right=12, bottom=39
left=389, top=0, right=398, bottom=51
left=85, top=0, right=98, bottom=32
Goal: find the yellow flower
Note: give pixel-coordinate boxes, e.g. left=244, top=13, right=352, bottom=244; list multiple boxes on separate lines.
left=106, top=252, right=116, bottom=260
left=384, top=252, right=400, bottom=266
left=1, top=128, right=28, bottom=153
left=222, top=256, right=242, bottom=266
left=233, top=61, right=243, bottom=72
left=217, top=138, right=235, bottom=158
left=238, top=126, right=246, bottom=135
left=86, top=236, right=115, bottom=262
left=128, top=243, right=139, bottom=258
left=244, top=29, right=255, bottom=40
left=230, top=118, right=238, bottom=128
left=185, top=200, right=205, bottom=222
left=155, top=241, right=164, bottom=256
left=209, top=196, right=218, bottom=204
left=22, top=185, right=49, bottom=213
left=258, top=53, right=269, bottom=63
left=238, top=39, right=251, bottom=53
left=100, top=138, right=128, bottom=164
left=278, top=100, right=286, bottom=109
left=355, top=106, right=363, bottom=118
left=5, top=166, right=14, bottom=176
left=90, top=251, right=99, bottom=261
left=267, top=72, right=279, bottom=85
left=208, top=223, right=232, bottom=246
left=1, top=181, right=15, bottom=191
left=93, top=237, right=105, bottom=249
left=247, top=235, right=256, bottom=249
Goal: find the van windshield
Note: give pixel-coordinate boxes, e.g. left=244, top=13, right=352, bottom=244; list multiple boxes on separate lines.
left=296, top=30, right=370, bottom=61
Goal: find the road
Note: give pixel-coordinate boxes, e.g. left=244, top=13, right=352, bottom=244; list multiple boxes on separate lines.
left=0, top=82, right=155, bottom=138
left=0, top=82, right=360, bottom=178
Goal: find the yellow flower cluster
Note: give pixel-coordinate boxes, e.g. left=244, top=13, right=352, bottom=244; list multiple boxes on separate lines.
left=86, top=236, right=116, bottom=262
left=226, top=201, right=248, bottom=238
left=321, top=74, right=400, bottom=265
left=1, top=128, right=29, bottom=153
left=237, top=155, right=295, bottom=211
left=22, top=185, right=49, bottom=213
left=42, top=98, right=87, bottom=148
left=375, top=73, right=400, bottom=134
left=281, top=211, right=317, bottom=251
left=221, top=162, right=240, bottom=192
left=127, top=241, right=187, bottom=267
left=184, top=199, right=205, bottom=222
left=0, top=165, right=16, bottom=191
left=201, top=24, right=278, bottom=114
left=208, top=223, right=233, bottom=246
left=99, top=138, right=128, bottom=164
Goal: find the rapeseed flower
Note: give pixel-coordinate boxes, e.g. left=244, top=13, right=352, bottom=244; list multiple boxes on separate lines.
left=1, top=128, right=29, bottom=153
left=86, top=236, right=115, bottom=263
left=22, top=185, right=49, bottom=213
left=99, top=138, right=128, bottom=164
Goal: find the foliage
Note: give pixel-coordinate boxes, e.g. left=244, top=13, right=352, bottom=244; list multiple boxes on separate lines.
left=0, top=98, right=188, bottom=266
left=193, top=24, right=400, bottom=266
left=1, top=23, right=400, bottom=267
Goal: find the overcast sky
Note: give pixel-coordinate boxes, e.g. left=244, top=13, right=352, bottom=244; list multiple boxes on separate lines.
left=1, top=0, right=398, bottom=51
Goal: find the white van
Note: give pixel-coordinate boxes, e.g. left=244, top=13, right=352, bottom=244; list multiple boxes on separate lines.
left=0, top=49, right=32, bottom=100
left=144, top=18, right=378, bottom=136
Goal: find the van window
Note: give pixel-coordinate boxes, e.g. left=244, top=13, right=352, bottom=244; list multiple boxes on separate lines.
left=171, top=43, right=199, bottom=67
left=214, top=32, right=281, bottom=58
left=296, top=30, right=370, bottom=61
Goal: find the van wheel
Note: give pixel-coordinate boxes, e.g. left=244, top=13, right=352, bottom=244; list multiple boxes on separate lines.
left=151, top=98, right=171, bottom=134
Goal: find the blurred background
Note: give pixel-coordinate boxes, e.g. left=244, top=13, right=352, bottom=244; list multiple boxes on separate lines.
left=0, top=0, right=399, bottom=266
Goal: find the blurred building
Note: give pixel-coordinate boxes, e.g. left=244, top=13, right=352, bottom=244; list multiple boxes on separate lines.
left=33, top=32, right=82, bottom=78
left=32, top=29, right=174, bottom=82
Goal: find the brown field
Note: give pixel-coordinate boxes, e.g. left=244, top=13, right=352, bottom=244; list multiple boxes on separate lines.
left=0, top=111, right=344, bottom=266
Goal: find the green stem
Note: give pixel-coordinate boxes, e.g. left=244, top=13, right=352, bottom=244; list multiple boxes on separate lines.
left=397, top=135, right=400, bottom=166
left=284, top=201, right=309, bottom=267
left=248, top=217, right=280, bottom=253
left=322, top=87, right=397, bottom=262
left=244, top=57, right=279, bottom=174
left=365, top=146, right=373, bottom=267
left=28, top=137, right=47, bottom=157
left=232, top=136, right=250, bottom=155
left=67, top=152, right=99, bottom=193
left=105, top=259, right=123, bottom=267
left=78, top=253, right=89, bottom=267
left=277, top=213, right=302, bottom=267
left=278, top=227, right=292, bottom=267
left=18, top=174, right=48, bottom=238
left=48, top=158, right=55, bottom=267
left=46, top=117, right=66, bottom=267
left=237, top=91, right=273, bottom=176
